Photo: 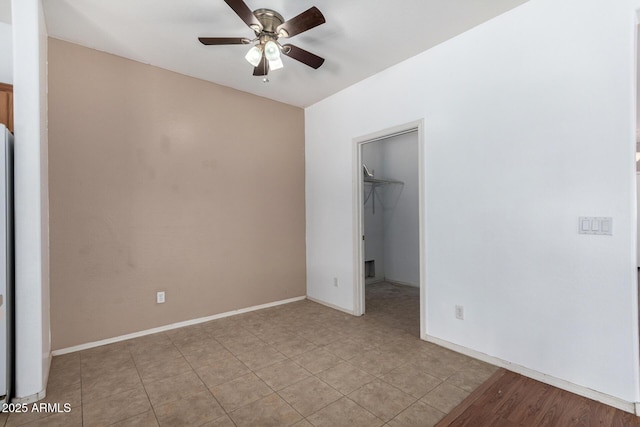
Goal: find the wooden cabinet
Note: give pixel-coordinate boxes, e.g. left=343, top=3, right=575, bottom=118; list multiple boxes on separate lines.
left=0, top=83, right=13, bottom=133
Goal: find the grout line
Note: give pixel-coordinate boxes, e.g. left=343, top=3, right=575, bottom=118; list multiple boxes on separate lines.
left=177, top=338, right=237, bottom=426
left=434, top=368, right=507, bottom=427
left=55, top=285, right=491, bottom=426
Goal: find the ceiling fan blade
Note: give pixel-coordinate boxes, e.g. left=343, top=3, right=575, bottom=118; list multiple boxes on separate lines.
left=282, top=44, right=325, bottom=69
left=199, top=37, right=251, bottom=45
left=224, top=0, right=263, bottom=31
left=253, top=56, right=268, bottom=76
left=277, top=6, right=325, bottom=38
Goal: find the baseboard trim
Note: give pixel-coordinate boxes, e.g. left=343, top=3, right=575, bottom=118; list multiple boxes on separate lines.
left=52, top=296, right=307, bottom=356
left=306, top=296, right=357, bottom=315
left=425, top=334, right=636, bottom=414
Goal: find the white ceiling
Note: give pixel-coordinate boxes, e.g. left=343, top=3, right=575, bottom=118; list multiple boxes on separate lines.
left=35, top=0, right=527, bottom=107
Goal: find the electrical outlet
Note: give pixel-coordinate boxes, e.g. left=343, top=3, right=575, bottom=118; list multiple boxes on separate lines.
left=333, top=277, right=338, bottom=287
left=157, top=291, right=165, bottom=304
left=455, top=305, right=464, bottom=320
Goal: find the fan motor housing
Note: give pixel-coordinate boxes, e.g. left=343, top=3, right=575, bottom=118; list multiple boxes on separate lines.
left=253, top=8, right=284, bottom=34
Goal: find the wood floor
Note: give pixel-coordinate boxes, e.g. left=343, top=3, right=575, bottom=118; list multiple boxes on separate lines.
left=436, top=369, right=640, bottom=426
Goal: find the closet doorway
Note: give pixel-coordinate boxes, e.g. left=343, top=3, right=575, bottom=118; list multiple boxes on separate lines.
left=353, top=120, right=425, bottom=338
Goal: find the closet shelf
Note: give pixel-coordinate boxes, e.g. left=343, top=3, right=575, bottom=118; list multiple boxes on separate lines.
left=364, top=177, right=404, bottom=185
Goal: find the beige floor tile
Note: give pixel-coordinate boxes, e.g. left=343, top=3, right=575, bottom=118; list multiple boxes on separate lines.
left=182, top=347, right=236, bottom=370
left=292, top=348, right=343, bottom=374
left=164, top=324, right=205, bottom=339
left=39, top=377, right=82, bottom=409
left=172, top=335, right=225, bottom=356
left=130, top=343, right=183, bottom=366
left=111, top=410, right=159, bottom=426
left=81, top=351, right=136, bottom=379
left=348, top=349, right=405, bottom=376
left=153, top=390, right=226, bottom=426
left=144, top=370, right=208, bottom=407
left=272, top=337, right=318, bottom=358
left=418, top=344, right=472, bottom=367
left=31, top=283, right=499, bottom=427
left=316, top=362, right=375, bottom=394
left=48, top=354, right=81, bottom=389
left=411, top=352, right=466, bottom=381
left=136, top=355, right=194, bottom=384
left=306, top=397, right=383, bottom=427
left=348, top=379, right=416, bottom=422
left=420, top=382, right=469, bottom=414
left=303, top=327, right=346, bottom=346
left=50, top=352, right=80, bottom=370
left=221, top=337, right=267, bottom=355
left=210, top=373, right=273, bottom=411
left=229, top=393, right=302, bottom=427
left=379, top=364, right=442, bottom=398
left=207, top=322, right=250, bottom=338
left=200, top=414, right=236, bottom=426
left=11, top=409, right=82, bottom=427
left=6, top=405, right=76, bottom=427
left=323, top=339, right=374, bottom=361
left=251, top=327, right=295, bottom=345
left=446, top=366, right=496, bottom=392
left=279, top=376, right=342, bottom=416
left=79, top=342, right=129, bottom=365
left=387, top=401, right=445, bottom=427
left=254, top=359, right=311, bottom=391
left=466, top=358, right=500, bottom=373
left=195, top=353, right=251, bottom=388
left=216, top=332, right=264, bottom=355
left=83, top=387, right=151, bottom=426
left=234, top=345, right=287, bottom=371
left=81, top=366, right=144, bottom=403
left=126, top=332, right=172, bottom=348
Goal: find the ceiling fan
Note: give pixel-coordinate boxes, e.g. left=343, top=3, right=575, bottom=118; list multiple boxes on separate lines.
left=198, top=0, right=326, bottom=80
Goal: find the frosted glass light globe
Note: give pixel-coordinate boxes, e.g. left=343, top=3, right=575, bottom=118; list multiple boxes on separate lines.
left=264, top=41, right=280, bottom=61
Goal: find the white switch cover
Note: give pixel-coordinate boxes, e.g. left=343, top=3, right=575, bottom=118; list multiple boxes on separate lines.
left=578, top=217, right=612, bottom=235
left=580, top=219, right=590, bottom=232
left=157, top=291, right=165, bottom=304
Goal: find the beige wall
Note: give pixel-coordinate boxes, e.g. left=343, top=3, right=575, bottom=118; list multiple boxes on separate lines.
left=48, top=39, right=306, bottom=350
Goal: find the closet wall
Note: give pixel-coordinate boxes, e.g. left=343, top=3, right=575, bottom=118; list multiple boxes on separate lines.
left=363, top=131, right=419, bottom=287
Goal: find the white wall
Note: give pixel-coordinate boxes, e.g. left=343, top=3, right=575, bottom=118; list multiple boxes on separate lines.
left=363, top=132, right=419, bottom=286
left=306, top=0, right=640, bottom=404
left=0, top=22, right=12, bottom=84
left=12, top=0, right=50, bottom=401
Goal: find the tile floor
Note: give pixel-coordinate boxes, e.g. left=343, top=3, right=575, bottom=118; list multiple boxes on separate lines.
left=3, top=282, right=498, bottom=426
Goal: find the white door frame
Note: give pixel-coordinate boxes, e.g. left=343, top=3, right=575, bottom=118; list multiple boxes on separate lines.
left=352, top=119, right=426, bottom=339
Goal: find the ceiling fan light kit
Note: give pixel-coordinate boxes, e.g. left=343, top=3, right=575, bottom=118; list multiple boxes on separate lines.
left=199, top=0, right=326, bottom=81
left=244, top=45, right=263, bottom=67
left=264, top=40, right=280, bottom=61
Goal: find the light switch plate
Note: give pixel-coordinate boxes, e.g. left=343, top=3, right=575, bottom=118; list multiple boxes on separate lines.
left=578, top=217, right=612, bottom=235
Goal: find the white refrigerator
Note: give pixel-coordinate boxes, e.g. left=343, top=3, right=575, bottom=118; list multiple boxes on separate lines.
left=0, top=124, right=13, bottom=404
